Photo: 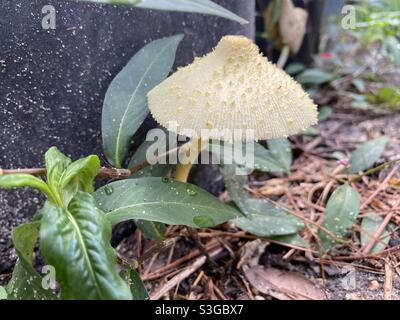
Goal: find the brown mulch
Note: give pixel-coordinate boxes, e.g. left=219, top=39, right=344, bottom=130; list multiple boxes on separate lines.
left=116, top=104, right=400, bottom=300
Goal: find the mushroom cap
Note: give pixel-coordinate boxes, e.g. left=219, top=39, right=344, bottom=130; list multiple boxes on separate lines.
left=279, top=0, right=308, bottom=54
left=148, top=35, right=318, bottom=141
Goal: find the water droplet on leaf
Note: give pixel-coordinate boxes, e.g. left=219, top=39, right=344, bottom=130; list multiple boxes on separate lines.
left=186, top=186, right=198, bottom=196
left=162, top=177, right=170, bottom=183
left=104, top=185, right=114, bottom=195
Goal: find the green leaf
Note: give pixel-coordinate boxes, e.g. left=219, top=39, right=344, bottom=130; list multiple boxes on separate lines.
left=318, top=185, right=360, bottom=251
left=207, top=141, right=292, bottom=174
left=318, top=106, right=333, bottom=122
left=352, top=79, right=366, bottom=92
left=270, top=234, right=308, bottom=248
left=221, top=164, right=303, bottom=237
left=253, top=143, right=289, bottom=174
left=82, top=0, right=248, bottom=25
left=368, top=87, right=400, bottom=108
left=267, top=139, right=293, bottom=174
left=59, top=155, right=100, bottom=205
left=102, top=34, right=183, bottom=168
left=94, top=178, right=241, bottom=228
left=128, top=135, right=169, bottom=240
left=128, top=132, right=172, bottom=178
left=361, top=215, right=390, bottom=254
left=219, top=141, right=291, bottom=174
left=302, top=127, right=321, bottom=136
left=7, top=222, right=57, bottom=300
left=218, top=164, right=249, bottom=210
left=285, top=63, right=306, bottom=75
left=45, top=147, right=100, bottom=204
left=40, top=193, right=132, bottom=300
left=45, top=147, right=72, bottom=196
left=296, top=69, right=336, bottom=85
left=60, top=156, right=100, bottom=193
left=0, top=286, right=7, bottom=300
left=136, top=220, right=166, bottom=240
left=350, top=136, right=389, bottom=173
left=122, top=269, right=149, bottom=300
left=234, top=199, right=304, bottom=237
left=0, top=174, right=56, bottom=203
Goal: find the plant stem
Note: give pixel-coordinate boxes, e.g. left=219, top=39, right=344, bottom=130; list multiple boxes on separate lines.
left=350, top=158, right=400, bottom=183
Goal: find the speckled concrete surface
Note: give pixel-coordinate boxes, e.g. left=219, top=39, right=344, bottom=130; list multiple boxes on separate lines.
left=0, top=0, right=255, bottom=273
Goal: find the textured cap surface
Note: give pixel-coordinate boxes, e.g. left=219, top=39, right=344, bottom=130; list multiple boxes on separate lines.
left=148, top=35, right=318, bottom=141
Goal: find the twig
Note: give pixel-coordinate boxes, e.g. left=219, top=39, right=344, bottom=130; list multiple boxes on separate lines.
left=361, top=211, right=395, bottom=255
left=0, top=141, right=191, bottom=179
left=150, top=247, right=223, bottom=300
left=187, top=227, right=218, bottom=267
left=360, top=163, right=400, bottom=211
left=138, top=238, right=176, bottom=265
left=384, top=259, right=393, bottom=300
left=142, top=241, right=220, bottom=281
left=350, top=158, right=400, bottom=183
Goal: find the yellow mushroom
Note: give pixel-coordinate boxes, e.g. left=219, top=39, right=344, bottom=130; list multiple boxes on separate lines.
left=279, top=0, right=309, bottom=55
left=147, top=35, right=318, bottom=181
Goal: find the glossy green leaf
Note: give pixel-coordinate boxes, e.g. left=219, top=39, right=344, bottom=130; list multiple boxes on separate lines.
left=128, top=131, right=172, bottom=178
left=234, top=199, right=304, bottom=237
left=44, top=147, right=100, bottom=204
left=297, top=69, right=336, bottom=85
left=102, top=34, right=183, bottom=168
left=128, top=134, right=169, bottom=240
left=40, top=193, right=132, bottom=300
left=60, top=155, right=100, bottom=193
left=221, top=164, right=303, bottom=236
left=0, top=174, right=56, bottom=203
left=136, top=220, right=166, bottom=240
left=82, top=0, right=248, bottom=25
left=218, top=164, right=249, bottom=211
left=318, top=185, right=360, bottom=251
left=59, top=155, right=100, bottom=205
left=350, top=136, right=389, bottom=173
left=7, top=222, right=57, bottom=300
left=94, top=178, right=242, bottom=228
left=0, top=286, right=7, bottom=300
left=45, top=147, right=72, bottom=196
left=122, top=269, right=149, bottom=300
left=361, top=215, right=390, bottom=253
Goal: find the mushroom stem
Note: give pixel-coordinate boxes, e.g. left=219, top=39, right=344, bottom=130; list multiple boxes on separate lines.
left=277, top=45, right=290, bottom=69
left=175, top=139, right=208, bottom=182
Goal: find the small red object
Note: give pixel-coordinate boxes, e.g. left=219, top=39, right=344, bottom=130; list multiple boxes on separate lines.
left=320, top=52, right=333, bottom=60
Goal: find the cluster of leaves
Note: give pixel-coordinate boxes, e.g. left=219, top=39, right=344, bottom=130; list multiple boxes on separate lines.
left=218, top=135, right=392, bottom=252
left=0, top=1, right=248, bottom=300
left=352, top=0, right=400, bottom=52
left=286, top=0, right=400, bottom=112
left=0, top=0, right=394, bottom=300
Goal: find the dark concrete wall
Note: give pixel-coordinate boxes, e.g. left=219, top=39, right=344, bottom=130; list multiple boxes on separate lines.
left=0, top=0, right=255, bottom=273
